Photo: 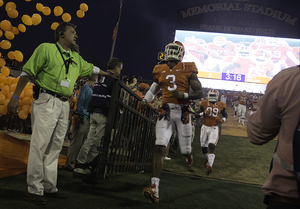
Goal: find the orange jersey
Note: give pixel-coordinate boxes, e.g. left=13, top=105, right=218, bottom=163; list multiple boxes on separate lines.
left=231, top=57, right=256, bottom=75
left=250, top=101, right=259, bottom=111
left=153, top=62, right=197, bottom=104
left=200, top=100, right=226, bottom=126
left=238, top=94, right=250, bottom=105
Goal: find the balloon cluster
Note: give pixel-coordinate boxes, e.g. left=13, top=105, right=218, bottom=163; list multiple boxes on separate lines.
left=0, top=66, right=33, bottom=119
left=0, top=1, right=90, bottom=119
left=0, top=1, right=90, bottom=60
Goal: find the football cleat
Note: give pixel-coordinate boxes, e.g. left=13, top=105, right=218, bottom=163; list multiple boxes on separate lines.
left=206, top=166, right=213, bottom=175
left=203, top=159, right=208, bottom=168
left=142, top=184, right=159, bottom=203
left=186, top=155, right=193, bottom=167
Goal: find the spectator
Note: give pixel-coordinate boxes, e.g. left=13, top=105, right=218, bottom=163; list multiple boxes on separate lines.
left=73, top=57, right=123, bottom=183
left=247, top=65, right=300, bottom=208
left=7, top=22, right=119, bottom=205
left=65, top=78, right=96, bottom=171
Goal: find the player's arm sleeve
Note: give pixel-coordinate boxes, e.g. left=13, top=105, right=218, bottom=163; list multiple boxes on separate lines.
left=221, top=108, right=228, bottom=120
left=143, top=76, right=160, bottom=103
left=189, top=72, right=202, bottom=100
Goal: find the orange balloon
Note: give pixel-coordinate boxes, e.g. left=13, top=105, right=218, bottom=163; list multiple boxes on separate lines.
left=25, top=89, right=33, bottom=97
left=0, top=0, right=3, bottom=7
left=7, top=51, right=16, bottom=60
left=23, top=96, right=31, bottom=105
left=0, top=58, right=5, bottom=67
left=77, top=10, right=85, bottom=18
left=18, top=110, right=28, bottom=120
left=0, top=74, right=5, bottom=83
left=18, top=24, right=26, bottom=33
left=5, top=76, right=13, bottom=85
left=22, top=104, right=31, bottom=113
left=12, top=26, right=19, bottom=35
left=80, top=3, right=88, bottom=12
left=3, top=98, right=9, bottom=107
left=22, top=15, right=32, bottom=26
left=42, top=6, right=51, bottom=16
left=7, top=91, right=12, bottom=99
left=18, top=99, right=24, bottom=107
left=10, top=78, right=17, bottom=85
left=25, top=0, right=31, bottom=2
left=54, top=6, right=63, bottom=16
left=1, top=67, right=9, bottom=76
left=51, top=22, right=59, bottom=30
left=24, top=83, right=31, bottom=90
left=5, top=2, right=16, bottom=12
left=10, top=83, right=16, bottom=92
left=2, top=85, right=9, bottom=95
left=36, top=3, right=43, bottom=12
left=0, top=40, right=11, bottom=50
left=0, top=105, right=7, bottom=115
left=15, top=50, right=23, bottom=62
left=0, top=20, right=12, bottom=31
left=32, top=13, right=42, bottom=26
left=7, top=8, right=18, bottom=18
left=0, top=29, right=2, bottom=37
left=62, top=13, right=71, bottom=22
left=5, top=31, right=14, bottom=40
left=0, top=94, right=5, bottom=104
left=19, top=91, right=25, bottom=100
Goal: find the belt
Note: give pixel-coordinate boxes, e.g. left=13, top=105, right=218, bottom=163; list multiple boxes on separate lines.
left=270, top=193, right=300, bottom=207
left=40, top=88, right=69, bottom=102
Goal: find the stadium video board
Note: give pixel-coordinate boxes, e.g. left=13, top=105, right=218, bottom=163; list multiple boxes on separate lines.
left=173, top=30, right=300, bottom=93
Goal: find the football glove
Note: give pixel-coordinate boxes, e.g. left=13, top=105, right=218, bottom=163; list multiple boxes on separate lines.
left=216, top=118, right=224, bottom=124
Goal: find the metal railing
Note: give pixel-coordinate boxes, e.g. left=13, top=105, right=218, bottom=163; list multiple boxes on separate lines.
left=97, top=80, right=158, bottom=178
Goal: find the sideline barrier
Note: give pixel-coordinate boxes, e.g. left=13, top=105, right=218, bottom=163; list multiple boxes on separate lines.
left=97, top=80, right=158, bottom=178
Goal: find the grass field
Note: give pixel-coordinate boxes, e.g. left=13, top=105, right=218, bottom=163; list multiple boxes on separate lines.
left=164, top=108, right=276, bottom=186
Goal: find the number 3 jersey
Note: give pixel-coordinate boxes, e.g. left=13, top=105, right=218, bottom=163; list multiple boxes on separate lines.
left=153, top=62, right=198, bottom=105
left=200, top=100, right=226, bottom=126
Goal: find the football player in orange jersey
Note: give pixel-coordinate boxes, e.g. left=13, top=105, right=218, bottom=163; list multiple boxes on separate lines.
left=233, top=90, right=251, bottom=126
left=141, top=41, right=202, bottom=203
left=249, top=96, right=259, bottom=115
left=196, top=89, right=227, bottom=175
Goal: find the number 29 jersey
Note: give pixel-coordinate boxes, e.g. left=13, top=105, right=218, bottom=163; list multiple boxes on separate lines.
left=153, top=62, right=198, bottom=105
left=200, top=100, right=226, bottom=126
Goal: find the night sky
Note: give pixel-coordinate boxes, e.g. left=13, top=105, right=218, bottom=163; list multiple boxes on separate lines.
left=1, top=0, right=300, bottom=80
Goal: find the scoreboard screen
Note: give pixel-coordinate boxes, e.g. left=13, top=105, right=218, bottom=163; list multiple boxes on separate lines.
left=173, top=30, right=300, bottom=85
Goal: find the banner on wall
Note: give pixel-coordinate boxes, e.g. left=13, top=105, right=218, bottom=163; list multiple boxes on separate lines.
left=177, top=2, right=300, bottom=38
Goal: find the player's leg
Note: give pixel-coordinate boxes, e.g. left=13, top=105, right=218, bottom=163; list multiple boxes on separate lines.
left=206, top=126, right=219, bottom=175
left=142, top=117, right=173, bottom=203
left=200, top=125, right=209, bottom=168
left=175, top=108, right=193, bottom=167
left=241, top=105, right=246, bottom=126
left=237, top=104, right=242, bottom=123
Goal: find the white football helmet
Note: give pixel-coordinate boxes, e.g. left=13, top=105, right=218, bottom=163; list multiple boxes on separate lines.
left=242, top=90, right=247, bottom=96
left=207, top=89, right=219, bottom=102
left=213, top=36, right=227, bottom=47
left=249, top=49, right=271, bottom=65
left=165, top=41, right=185, bottom=61
left=184, top=34, right=196, bottom=43
left=236, top=45, right=253, bottom=57
left=253, top=96, right=258, bottom=102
